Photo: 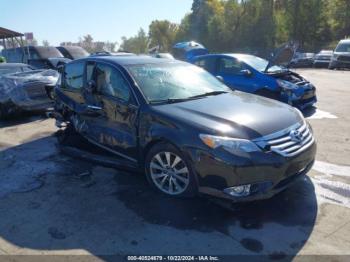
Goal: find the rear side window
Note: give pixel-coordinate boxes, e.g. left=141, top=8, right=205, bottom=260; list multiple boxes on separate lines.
left=64, top=62, right=84, bottom=90
left=95, top=63, right=130, bottom=102
left=194, top=57, right=216, bottom=73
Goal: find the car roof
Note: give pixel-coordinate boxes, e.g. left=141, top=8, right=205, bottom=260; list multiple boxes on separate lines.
left=194, top=53, right=255, bottom=59
left=81, top=55, right=182, bottom=66
left=339, top=39, right=350, bottom=43
left=0, top=63, right=29, bottom=68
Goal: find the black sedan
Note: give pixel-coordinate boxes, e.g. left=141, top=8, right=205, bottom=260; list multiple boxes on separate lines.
left=53, top=56, right=316, bottom=201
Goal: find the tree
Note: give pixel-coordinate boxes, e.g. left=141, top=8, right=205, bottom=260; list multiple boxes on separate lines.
left=328, top=0, right=350, bottom=40
left=42, top=40, right=50, bottom=47
left=149, top=20, right=178, bottom=52
left=120, top=28, right=149, bottom=53
left=79, top=34, right=94, bottom=53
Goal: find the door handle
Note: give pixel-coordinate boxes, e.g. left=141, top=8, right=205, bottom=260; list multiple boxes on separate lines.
left=87, top=105, right=102, bottom=111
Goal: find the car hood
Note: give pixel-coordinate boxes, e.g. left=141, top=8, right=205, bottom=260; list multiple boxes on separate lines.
left=265, top=42, right=298, bottom=71
left=334, top=52, right=350, bottom=56
left=152, top=92, right=303, bottom=140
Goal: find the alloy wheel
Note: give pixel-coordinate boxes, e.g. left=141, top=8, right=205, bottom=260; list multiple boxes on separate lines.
left=149, top=151, right=190, bottom=195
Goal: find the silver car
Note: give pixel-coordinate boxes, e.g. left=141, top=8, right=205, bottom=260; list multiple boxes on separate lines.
left=329, top=39, right=350, bottom=69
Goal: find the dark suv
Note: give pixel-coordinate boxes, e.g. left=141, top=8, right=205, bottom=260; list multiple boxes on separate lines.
left=53, top=56, right=316, bottom=202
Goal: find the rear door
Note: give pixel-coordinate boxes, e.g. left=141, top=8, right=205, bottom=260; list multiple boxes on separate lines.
left=56, top=61, right=85, bottom=111
left=80, top=61, right=139, bottom=161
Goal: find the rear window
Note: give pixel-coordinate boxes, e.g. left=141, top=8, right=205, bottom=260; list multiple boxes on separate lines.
left=64, top=62, right=84, bottom=90
left=194, top=57, right=217, bottom=72
left=35, top=47, right=63, bottom=59
left=66, top=47, right=89, bottom=59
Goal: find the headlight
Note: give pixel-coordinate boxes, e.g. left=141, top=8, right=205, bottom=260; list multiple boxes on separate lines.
left=199, top=134, right=261, bottom=153
left=277, top=79, right=298, bottom=90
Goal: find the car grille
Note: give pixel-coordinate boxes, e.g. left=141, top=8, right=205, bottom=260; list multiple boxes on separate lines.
left=316, top=56, right=330, bottom=60
left=254, top=123, right=314, bottom=158
left=338, top=56, right=350, bottom=62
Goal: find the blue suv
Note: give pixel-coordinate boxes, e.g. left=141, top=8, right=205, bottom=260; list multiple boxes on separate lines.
left=192, top=53, right=317, bottom=109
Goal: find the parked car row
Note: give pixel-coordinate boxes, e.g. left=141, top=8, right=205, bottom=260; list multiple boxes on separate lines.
left=1, top=45, right=89, bottom=70
left=289, top=39, right=350, bottom=69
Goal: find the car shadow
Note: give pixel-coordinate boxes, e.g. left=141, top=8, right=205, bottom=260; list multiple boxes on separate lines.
left=0, top=135, right=318, bottom=259
left=0, top=111, right=48, bottom=128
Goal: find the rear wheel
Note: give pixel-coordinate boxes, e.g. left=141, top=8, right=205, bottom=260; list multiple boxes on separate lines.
left=145, top=143, right=197, bottom=197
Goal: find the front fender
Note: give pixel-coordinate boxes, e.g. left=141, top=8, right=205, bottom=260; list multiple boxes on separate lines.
left=138, top=111, right=201, bottom=163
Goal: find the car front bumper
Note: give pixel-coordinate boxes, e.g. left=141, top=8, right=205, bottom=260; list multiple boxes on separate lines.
left=313, top=60, right=330, bottom=67
left=329, top=60, right=350, bottom=68
left=280, top=87, right=317, bottom=110
left=188, top=140, right=316, bottom=202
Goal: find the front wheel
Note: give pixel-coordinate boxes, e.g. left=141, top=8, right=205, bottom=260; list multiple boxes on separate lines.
left=145, top=143, right=197, bottom=197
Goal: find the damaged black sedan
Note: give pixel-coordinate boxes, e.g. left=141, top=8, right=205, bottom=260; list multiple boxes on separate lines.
left=53, top=56, right=316, bottom=201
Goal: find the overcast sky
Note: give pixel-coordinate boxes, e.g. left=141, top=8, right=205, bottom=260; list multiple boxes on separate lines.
left=1, top=0, right=193, bottom=46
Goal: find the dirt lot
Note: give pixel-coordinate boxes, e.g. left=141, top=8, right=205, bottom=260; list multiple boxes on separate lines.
left=0, top=69, right=349, bottom=261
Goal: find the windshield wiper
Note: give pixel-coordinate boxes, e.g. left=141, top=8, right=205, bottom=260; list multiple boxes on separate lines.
left=188, top=90, right=228, bottom=99
left=149, top=98, right=194, bottom=104
left=149, top=91, right=228, bottom=105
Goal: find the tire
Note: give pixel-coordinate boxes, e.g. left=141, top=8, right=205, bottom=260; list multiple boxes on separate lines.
left=144, top=142, right=198, bottom=198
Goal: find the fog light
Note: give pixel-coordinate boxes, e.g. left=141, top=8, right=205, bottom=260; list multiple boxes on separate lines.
left=224, top=184, right=251, bottom=197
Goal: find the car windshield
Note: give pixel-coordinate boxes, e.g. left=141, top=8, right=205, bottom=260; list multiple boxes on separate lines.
left=235, top=54, right=284, bottom=73
left=0, top=66, right=32, bottom=77
left=128, top=63, right=230, bottom=103
left=335, top=43, right=350, bottom=52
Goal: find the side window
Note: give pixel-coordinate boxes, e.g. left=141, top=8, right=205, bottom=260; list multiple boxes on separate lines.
left=194, top=57, right=216, bottom=72
left=95, top=63, right=130, bottom=102
left=30, top=50, right=40, bottom=60
left=194, top=58, right=206, bottom=68
left=218, top=58, right=243, bottom=75
left=64, top=61, right=84, bottom=90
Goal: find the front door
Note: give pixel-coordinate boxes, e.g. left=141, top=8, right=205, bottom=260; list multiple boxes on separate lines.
left=80, top=61, right=139, bottom=161
left=216, top=57, right=257, bottom=93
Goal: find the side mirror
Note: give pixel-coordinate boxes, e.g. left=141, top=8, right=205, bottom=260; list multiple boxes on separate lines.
left=86, top=80, right=97, bottom=93
left=216, top=75, right=224, bottom=83
left=240, top=69, right=253, bottom=77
